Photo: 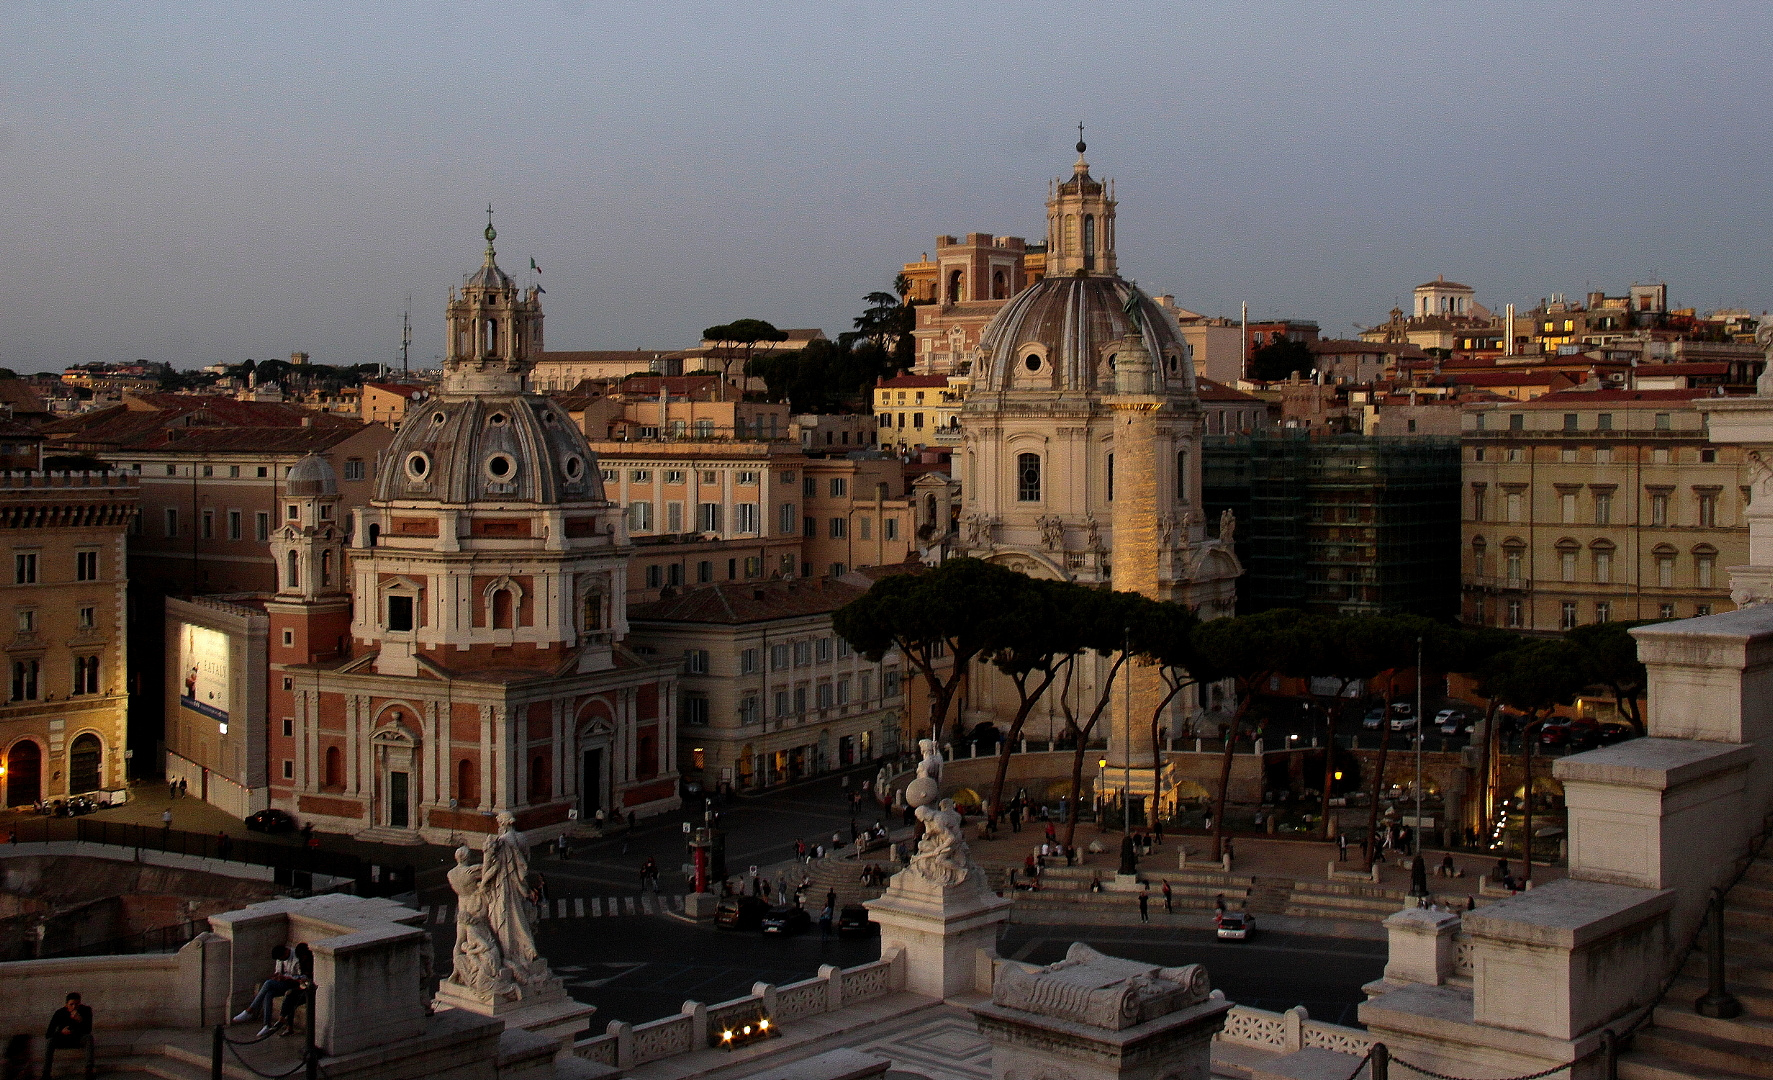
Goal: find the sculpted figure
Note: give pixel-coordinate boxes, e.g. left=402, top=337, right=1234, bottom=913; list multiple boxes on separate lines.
left=911, top=798, right=971, bottom=886
left=1219, top=509, right=1237, bottom=542
left=446, top=846, right=510, bottom=997
left=481, top=812, right=550, bottom=991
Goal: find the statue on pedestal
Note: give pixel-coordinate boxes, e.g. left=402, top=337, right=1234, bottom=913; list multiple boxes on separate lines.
left=445, top=811, right=554, bottom=1000
left=446, top=846, right=510, bottom=998
left=1119, top=833, right=1138, bottom=876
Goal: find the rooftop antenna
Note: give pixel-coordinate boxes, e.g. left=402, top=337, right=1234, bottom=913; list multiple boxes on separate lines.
left=401, top=296, right=413, bottom=375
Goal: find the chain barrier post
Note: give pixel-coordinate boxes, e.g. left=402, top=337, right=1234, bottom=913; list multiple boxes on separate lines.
left=1370, top=1042, right=1388, bottom=1080
left=1599, top=1028, right=1616, bottom=1080
left=1695, top=887, right=1742, bottom=1018
left=304, top=981, right=318, bottom=1080
left=212, top=1023, right=225, bottom=1080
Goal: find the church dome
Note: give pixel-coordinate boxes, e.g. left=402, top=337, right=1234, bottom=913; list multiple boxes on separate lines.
left=375, top=393, right=607, bottom=506
left=972, top=275, right=1194, bottom=395
left=465, top=261, right=513, bottom=291
left=286, top=453, right=338, bottom=497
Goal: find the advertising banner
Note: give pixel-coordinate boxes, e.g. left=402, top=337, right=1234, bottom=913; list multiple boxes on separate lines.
left=178, top=624, right=230, bottom=724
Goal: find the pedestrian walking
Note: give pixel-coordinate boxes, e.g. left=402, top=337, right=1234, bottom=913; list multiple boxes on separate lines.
left=819, top=902, right=834, bottom=939
left=1138, top=889, right=1150, bottom=923
left=161, top=808, right=172, bottom=838
left=555, top=834, right=569, bottom=860
left=795, top=839, right=807, bottom=863
left=217, top=831, right=233, bottom=861
left=627, top=811, right=637, bottom=830
left=826, top=887, right=837, bottom=911
left=1162, top=879, right=1173, bottom=914
left=179, top=778, right=188, bottom=797
left=1214, top=893, right=1226, bottom=914
left=1337, top=833, right=1348, bottom=862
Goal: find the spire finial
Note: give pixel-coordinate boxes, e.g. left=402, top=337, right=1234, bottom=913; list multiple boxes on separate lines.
left=484, top=204, right=497, bottom=252
left=1076, top=121, right=1086, bottom=155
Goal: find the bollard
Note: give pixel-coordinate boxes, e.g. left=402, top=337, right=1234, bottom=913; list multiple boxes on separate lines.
left=211, top=1024, right=224, bottom=1080
left=1369, top=1042, right=1388, bottom=1080
left=1695, top=887, right=1742, bottom=1018
left=306, top=982, right=320, bottom=1080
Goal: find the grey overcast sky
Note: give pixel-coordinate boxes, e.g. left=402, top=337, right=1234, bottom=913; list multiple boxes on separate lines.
left=3, top=1, right=1770, bottom=372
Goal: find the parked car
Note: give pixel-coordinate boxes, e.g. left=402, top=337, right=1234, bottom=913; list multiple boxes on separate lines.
left=1362, top=709, right=1386, bottom=729
left=837, top=905, right=876, bottom=939
left=715, top=895, right=769, bottom=931
left=1435, top=709, right=1468, bottom=735
left=1540, top=718, right=1599, bottom=750
left=1390, top=701, right=1415, bottom=716
left=760, top=904, right=812, bottom=936
left=1215, top=911, right=1253, bottom=941
left=1538, top=722, right=1570, bottom=748
left=245, top=808, right=296, bottom=833
left=1598, top=721, right=1637, bottom=745
left=1389, top=713, right=1419, bottom=732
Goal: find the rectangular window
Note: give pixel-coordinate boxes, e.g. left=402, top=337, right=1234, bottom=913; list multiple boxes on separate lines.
left=1596, top=447, right=1613, bottom=463
left=829, top=477, right=847, bottom=497
left=1651, top=492, right=1669, bottom=527
left=816, top=682, right=834, bottom=709
left=738, top=696, right=760, bottom=725
left=1562, top=413, right=1578, bottom=432
left=793, top=640, right=811, bottom=666
left=803, top=516, right=816, bottom=538
left=1658, top=557, right=1675, bottom=588
left=1597, top=413, right=1613, bottom=431
left=1560, top=448, right=1577, bottom=463
left=1472, top=488, right=1486, bottom=521
left=14, top=609, right=33, bottom=633
left=227, top=510, right=241, bottom=540
left=1506, top=492, right=1523, bottom=523
left=201, top=510, right=214, bottom=539
left=164, top=508, right=179, bottom=538
left=257, top=466, right=268, bottom=478
left=343, top=459, right=365, bottom=480
left=1697, top=604, right=1713, bottom=617
left=202, top=465, right=213, bottom=478
left=778, top=502, right=796, bottom=535
left=72, top=655, right=98, bottom=695
left=736, top=471, right=759, bottom=485
left=1509, top=414, right=1524, bottom=431
left=682, top=694, right=709, bottom=724
left=837, top=637, right=851, bottom=659
left=830, top=562, right=847, bottom=576
left=1660, top=603, right=1676, bottom=619
left=1595, top=601, right=1611, bottom=624
left=770, top=644, right=790, bottom=671
left=1561, top=602, right=1578, bottom=631
left=644, top=563, right=662, bottom=588
left=885, top=517, right=899, bottom=540
left=1698, top=492, right=1718, bottom=528
left=1560, top=493, right=1577, bottom=524
left=282, top=760, right=294, bottom=780
left=1594, top=493, right=1611, bottom=525
left=1505, top=550, right=1523, bottom=586
left=1594, top=551, right=1612, bottom=584
left=11, top=659, right=37, bottom=702
left=837, top=677, right=851, bottom=705
left=628, top=501, right=654, bottom=531
left=1654, top=448, right=1670, bottom=464
left=666, top=502, right=684, bottom=532
left=1561, top=551, right=1577, bottom=583
left=13, top=552, right=36, bottom=585
left=1654, top=413, right=1671, bottom=430
left=75, top=550, right=98, bottom=581
left=664, top=470, right=685, bottom=484
left=77, top=607, right=93, bottom=629
left=1698, top=556, right=1715, bottom=589
left=740, top=648, right=759, bottom=674
left=736, top=503, right=759, bottom=533
left=744, top=556, right=762, bottom=578
left=666, top=563, right=683, bottom=586
left=859, top=516, right=872, bottom=540
left=829, top=518, right=846, bottom=539
left=256, top=512, right=270, bottom=542
left=684, top=648, right=709, bottom=674
left=697, top=560, right=713, bottom=583
left=883, top=670, right=902, bottom=697
left=1506, top=599, right=1523, bottom=629
left=859, top=672, right=872, bottom=700
left=803, top=476, right=816, bottom=497
left=697, top=503, right=722, bottom=532
left=815, top=637, right=833, bottom=662
left=630, top=469, right=652, bottom=483
left=386, top=594, right=415, bottom=632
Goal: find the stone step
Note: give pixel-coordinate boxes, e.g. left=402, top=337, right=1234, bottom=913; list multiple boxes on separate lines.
left=1666, top=976, right=1773, bottom=1020
left=1726, top=905, right=1773, bottom=937
left=1632, top=1026, right=1773, bottom=1078
left=1618, top=1049, right=1768, bottom=1080
left=1682, top=951, right=1773, bottom=992
left=1654, top=1003, right=1773, bottom=1048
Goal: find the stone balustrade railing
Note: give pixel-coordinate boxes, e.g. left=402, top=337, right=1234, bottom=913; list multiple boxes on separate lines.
left=1214, top=1004, right=1375, bottom=1059
left=1453, top=933, right=1474, bottom=977
left=574, top=949, right=905, bottom=1069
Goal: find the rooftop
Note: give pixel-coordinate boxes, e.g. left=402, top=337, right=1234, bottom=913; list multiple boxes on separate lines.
left=629, top=578, right=869, bottom=624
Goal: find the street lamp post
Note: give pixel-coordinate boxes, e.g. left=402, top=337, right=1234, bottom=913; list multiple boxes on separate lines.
left=1414, top=635, right=1424, bottom=855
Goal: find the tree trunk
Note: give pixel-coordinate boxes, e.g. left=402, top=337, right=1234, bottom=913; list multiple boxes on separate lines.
left=1521, top=714, right=1538, bottom=884
left=1362, top=676, right=1398, bottom=870
left=1210, top=691, right=1258, bottom=861
left=989, top=664, right=1062, bottom=821
left=1061, top=653, right=1127, bottom=849
left=1148, top=673, right=1188, bottom=825
left=1475, top=698, right=1499, bottom=843
left=1319, top=679, right=1357, bottom=841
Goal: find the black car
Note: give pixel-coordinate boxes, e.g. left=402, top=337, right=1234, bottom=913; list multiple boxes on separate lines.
left=715, top=895, right=769, bottom=931
left=837, top=905, right=876, bottom=939
left=246, top=808, right=296, bottom=833
left=760, top=904, right=811, bottom=936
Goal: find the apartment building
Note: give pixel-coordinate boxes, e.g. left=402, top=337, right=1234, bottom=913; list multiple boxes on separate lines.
left=874, top=374, right=963, bottom=450
left=628, top=577, right=906, bottom=792
left=38, top=397, right=392, bottom=595
left=359, top=382, right=429, bottom=428
left=0, top=471, right=137, bottom=806
left=799, top=455, right=915, bottom=578
left=1460, top=389, right=1747, bottom=630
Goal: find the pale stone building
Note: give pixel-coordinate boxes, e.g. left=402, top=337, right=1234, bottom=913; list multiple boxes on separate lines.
left=1461, top=388, right=1747, bottom=630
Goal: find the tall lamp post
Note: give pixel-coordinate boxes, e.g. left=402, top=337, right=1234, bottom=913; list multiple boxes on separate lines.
left=1414, top=635, right=1424, bottom=855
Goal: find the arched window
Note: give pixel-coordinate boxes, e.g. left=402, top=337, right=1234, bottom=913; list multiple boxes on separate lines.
left=285, top=550, right=300, bottom=591
left=69, top=733, right=101, bottom=794
left=991, top=270, right=1007, bottom=299
left=1016, top=453, right=1042, bottom=502
left=1176, top=450, right=1190, bottom=500
left=320, top=549, right=333, bottom=588
left=1083, top=215, right=1096, bottom=271
left=484, top=319, right=498, bottom=353
left=946, top=270, right=963, bottom=304
left=582, top=589, right=604, bottom=632
left=1063, top=215, right=1077, bottom=253
left=529, top=754, right=550, bottom=803
left=491, top=588, right=514, bottom=629
left=366, top=523, right=380, bottom=548
left=323, top=745, right=343, bottom=790
left=457, top=758, right=479, bottom=808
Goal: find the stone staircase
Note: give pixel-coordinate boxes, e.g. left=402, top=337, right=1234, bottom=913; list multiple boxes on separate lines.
left=1006, top=865, right=1254, bottom=922
left=1619, top=845, right=1773, bottom=1079
left=1244, top=876, right=1294, bottom=915
left=798, top=851, right=892, bottom=910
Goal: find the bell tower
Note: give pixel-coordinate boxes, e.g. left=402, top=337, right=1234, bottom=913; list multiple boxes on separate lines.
left=1045, top=125, right=1117, bottom=278
left=443, top=209, right=544, bottom=396
left=272, top=454, right=347, bottom=603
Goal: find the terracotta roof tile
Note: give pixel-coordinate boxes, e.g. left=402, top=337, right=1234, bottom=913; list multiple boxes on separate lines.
left=629, top=579, right=870, bottom=624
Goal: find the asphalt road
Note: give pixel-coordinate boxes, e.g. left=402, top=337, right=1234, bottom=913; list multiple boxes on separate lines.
left=426, top=908, right=1385, bottom=1029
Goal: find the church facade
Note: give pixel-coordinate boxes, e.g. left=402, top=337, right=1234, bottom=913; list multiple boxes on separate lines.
left=165, top=224, right=680, bottom=842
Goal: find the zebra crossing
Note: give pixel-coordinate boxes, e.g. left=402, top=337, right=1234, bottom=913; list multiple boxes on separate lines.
left=427, top=893, right=687, bottom=924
